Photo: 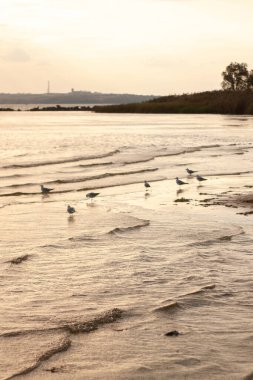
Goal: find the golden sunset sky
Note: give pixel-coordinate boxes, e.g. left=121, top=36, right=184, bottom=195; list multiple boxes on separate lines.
left=1, top=0, right=253, bottom=94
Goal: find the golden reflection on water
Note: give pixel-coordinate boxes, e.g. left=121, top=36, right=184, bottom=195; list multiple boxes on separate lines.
left=0, top=113, right=253, bottom=379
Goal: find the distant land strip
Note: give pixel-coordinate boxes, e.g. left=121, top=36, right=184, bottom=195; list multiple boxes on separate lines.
left=1, top=90, right=253, bottom=114
left=0, top=90, right=156, bottom=105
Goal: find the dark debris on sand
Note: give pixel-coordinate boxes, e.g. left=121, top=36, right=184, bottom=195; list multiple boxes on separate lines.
left=6, top=254, right=30, bottom=265
left=174, top=197, right=191, bottom=203
left=198, top=192, right=253, bottom=215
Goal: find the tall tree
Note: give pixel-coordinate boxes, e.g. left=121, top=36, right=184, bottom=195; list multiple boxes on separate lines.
left=247, top=70, right=253, bottom=90
left=221, top=62, right=249, bottom=91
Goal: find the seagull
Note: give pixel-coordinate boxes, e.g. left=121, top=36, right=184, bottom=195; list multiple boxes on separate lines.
left=67, top=205, right=76, bottom=215
left=144, top=180, right=151, bottom=190
left=196, top=175, right=207, bottom=183
left=86, top=192, right=100, bottom=201
left=40, top=184, right=54, bottom=194
left=186, top=168, right=197, bottom=175
left=176, top=177, right=188, bottom=186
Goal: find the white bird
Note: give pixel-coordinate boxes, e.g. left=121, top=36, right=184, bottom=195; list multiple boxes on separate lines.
left=40, top=184, right=54, bottom=194
left=176, top=177, right=188, bottom=186
left=67, top=205, right=76, bottom=215
left=144, top=180, right=151, bottom=190
left=186, top=168, right=197, bottom=175
left=196, top=175, right=207, bottom=183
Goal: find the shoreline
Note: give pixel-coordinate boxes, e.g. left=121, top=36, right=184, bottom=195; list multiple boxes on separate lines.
left=1, top=90, right=253, bottom=114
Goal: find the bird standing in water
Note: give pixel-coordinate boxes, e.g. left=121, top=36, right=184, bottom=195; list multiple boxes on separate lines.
left=144, top=181, right=151, bottom=190
left=40, top=184, right=54, bottom=194
left=186, top=168, right=197, bottom=176
left=67, top=205, right=76, bottom=215
left=196, top=175, right=207, bottom=183
left=176, top=177, right=188, bottom=186
left=86, top=192, right=100, bottom=202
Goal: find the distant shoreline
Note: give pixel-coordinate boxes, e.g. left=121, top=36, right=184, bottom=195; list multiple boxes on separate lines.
left=0, top=91, right=156, bottom=107
left=1, top=90, right=253, bottom=115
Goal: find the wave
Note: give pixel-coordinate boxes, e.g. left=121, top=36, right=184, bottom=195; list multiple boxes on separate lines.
left=153, top=301, right=182, bottom=313
left=47, top=168, right=158, bottom=185
left=69, top=220, right=150, bottom=242
left=78, top=161, right=113, bottom=168
left=153, top=284, right=226, bottom=314
left=155, top=144, right=221, bottom=158
left=0, top=191, right=37, bottom=197
left=1, top=308, right=123, bottom=338
left=0, top=178, right=165, bottom=198
left=122, top=157, right=155, bottom=165
left=5, top=254, right=30, bottom=265
left=108, top=220, right=150, bottom=236
left=0, top=189, right=72, bottom=197
left=188, top=227, right=244, bottom=247
left=2, top=309, right=123, bottom=378
left=69, top=235, right=99, bottom=242
left=0, top=182, right=36, bottom=189
left=5, top=336, right=71, bottom=380
left=178, top=284, right=216, bottom=298
left=0, top=168, right=159, bottom=192
left=205, top=170, right=252, bottom=177
left=0, top=204, right=11, bottom=209
left=75, top=177, right=166, bottom=193
left=2, top=149, right=120, bottom=169
left=40, top=244, right=64, bottom=249
left=0, top=174, right=27, bottom=180
left=64, top=307, right=123, bottom=333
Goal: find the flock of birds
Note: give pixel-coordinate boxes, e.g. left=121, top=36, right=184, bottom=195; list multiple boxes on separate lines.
left=176, top=167, right=207, bottom=186
left=40, top=167, right=207, bottom=216
left=145, top=167, right=207, bottom=189
left=40, top=185, right=99, bottom=216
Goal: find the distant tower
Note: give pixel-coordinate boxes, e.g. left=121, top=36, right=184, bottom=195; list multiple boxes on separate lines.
left=47, top=80, right=50, bottom=94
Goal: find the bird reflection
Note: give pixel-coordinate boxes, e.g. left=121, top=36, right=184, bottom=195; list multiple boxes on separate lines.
left=145, top=192, right=151, bottom=199
left=176, top=188, right=184, bottom=195
left=68, top=215, right=75, bottom=223
left=86, top=202, right=97, bottom=208
left=41, top=193, right=50, bottom=199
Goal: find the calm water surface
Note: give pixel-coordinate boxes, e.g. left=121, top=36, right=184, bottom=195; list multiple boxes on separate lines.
left=0, top=112, right=253, bottom=380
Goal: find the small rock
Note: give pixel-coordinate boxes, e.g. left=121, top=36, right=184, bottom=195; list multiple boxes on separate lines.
left=165, top=330, right=180, bottom=337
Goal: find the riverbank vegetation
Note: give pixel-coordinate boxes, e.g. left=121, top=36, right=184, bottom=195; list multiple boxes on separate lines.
left=93, top=63, right=253, bottom=114
left=93, top=90, right=253, bottom=114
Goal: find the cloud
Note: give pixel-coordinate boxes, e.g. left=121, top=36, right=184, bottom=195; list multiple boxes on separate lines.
left=3, top=48, right=31, bottom=62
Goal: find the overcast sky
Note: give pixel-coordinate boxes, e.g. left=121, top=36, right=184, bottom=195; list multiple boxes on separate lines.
left=1, top=0, right=253, bottom=95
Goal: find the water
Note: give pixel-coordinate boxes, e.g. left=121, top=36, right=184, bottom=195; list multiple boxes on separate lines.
left=0, top=111, right=253, bottom=380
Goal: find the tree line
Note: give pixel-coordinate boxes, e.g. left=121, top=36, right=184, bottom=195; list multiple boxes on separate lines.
left=222, top=62, right=253, bottom=91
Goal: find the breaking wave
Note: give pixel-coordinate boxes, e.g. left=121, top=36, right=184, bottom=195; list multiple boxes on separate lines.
left=153, top=301, right=182, bottom=313
left=2, top=308, right=123, bottom=379
left=108, top=220, right=150, bottom=236
left=69, top=220, right=150, bottom=242
left=47, top=168, right=158, bottom=185
left=153, top=284, right=217, bottom=314
left=0, top=168, right=158, bottom=193
left=1, top=308, right=123, bottom=338
left=188, top=227, right=244, bottom=247
left=5, top=336, right=71, bottom=380
left=2, top=149, right=120, bottom=169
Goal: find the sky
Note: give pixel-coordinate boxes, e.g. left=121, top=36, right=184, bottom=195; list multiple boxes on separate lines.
left=1, top=0, right=253, bottom=95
